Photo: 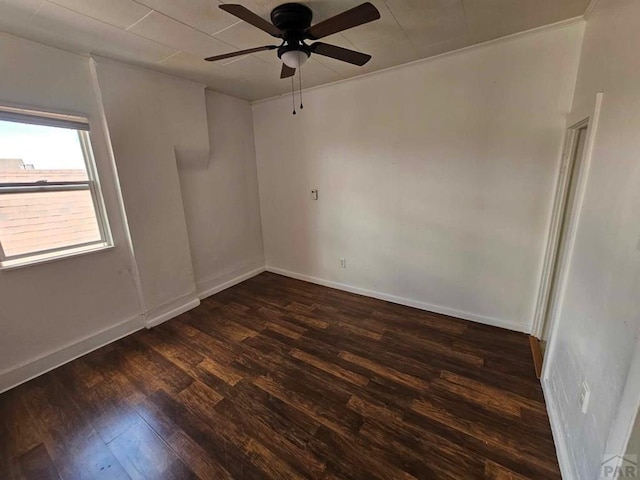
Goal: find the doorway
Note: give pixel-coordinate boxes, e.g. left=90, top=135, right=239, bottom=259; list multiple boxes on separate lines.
left=539, top=121, right=589, bottom=355
left=532, top=93, right=603, bottom=378
left=529, top=91, right=605, bottom=380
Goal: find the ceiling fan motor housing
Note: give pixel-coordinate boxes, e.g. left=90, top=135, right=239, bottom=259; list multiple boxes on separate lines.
left=270, top=3, right=313, bottom=33
left=272, top=4, right=314, bottom=60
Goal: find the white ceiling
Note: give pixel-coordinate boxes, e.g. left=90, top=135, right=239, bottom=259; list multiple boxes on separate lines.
left=0, top=0, right=589, bottom=101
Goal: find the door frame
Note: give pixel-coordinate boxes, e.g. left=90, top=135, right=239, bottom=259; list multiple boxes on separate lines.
left=532, top=93, right=604, bottom=349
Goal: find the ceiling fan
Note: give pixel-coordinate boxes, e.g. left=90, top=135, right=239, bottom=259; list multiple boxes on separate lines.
left=204, top=2, right=381, bottom=79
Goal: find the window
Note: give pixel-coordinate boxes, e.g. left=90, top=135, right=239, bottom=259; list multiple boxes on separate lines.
left=0, top=105, right=112, bottom=269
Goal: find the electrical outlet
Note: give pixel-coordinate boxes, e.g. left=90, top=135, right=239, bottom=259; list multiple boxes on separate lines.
left=311, top=189, right=318, bottom=200
left=579, top=381, right=590, bottom=414
left=339, top=258, right=346, bottom=268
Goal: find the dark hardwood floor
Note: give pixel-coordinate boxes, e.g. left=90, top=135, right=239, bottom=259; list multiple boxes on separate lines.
left=0, top=272, right=560, bottom=479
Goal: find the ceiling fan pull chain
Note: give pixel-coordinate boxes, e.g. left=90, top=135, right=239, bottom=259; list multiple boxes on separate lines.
left=291, top=76, right=297, bottom=115
left=299, top=65, right=304, bottom=109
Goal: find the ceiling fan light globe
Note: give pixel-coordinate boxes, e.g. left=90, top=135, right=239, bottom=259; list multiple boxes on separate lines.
left=282, top=50, right=309, bottom=69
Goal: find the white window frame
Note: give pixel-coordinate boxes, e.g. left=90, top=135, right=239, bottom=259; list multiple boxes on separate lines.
left=0, top=105, right=113, bottom=269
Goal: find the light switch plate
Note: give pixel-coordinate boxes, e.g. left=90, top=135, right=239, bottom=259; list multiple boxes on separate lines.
left=311, top=189, right=318, bottom=200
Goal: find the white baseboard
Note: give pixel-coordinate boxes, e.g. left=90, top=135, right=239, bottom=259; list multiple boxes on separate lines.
left=143, top=265, right=267, bottom=327
left=542, top=377, right=576, bottom=479
left=144, top=293, right=201, bottom=329
left=266, top=266, right=527, bottom=333
left=197, top=265, right=266, bottom=300
left=0, top=314, right=143, bottom=394
left=0, top=267, right=267, bottom=394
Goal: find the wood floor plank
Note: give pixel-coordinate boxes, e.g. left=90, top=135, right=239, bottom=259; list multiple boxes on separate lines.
left=197, top=357, right=244, bottom=386
left=167, top=429, right=234, bottom=480
left=310, top=425, right=418, bottom=480
left=303, top=326, right=441, bottom=382
left=438, top=371, right=545, bottom=414
left=107, top=418, right=195, bottom=479
left=19, top=376, right=131, bottom=480
left=176, top=380, right=224, bottom=410
left=0, top=388, right=42, bottom=466
left=410, top=399, right=559, bottom=476
left=55, top=362, right=142, bottom=444
left=289, top=348, right=369, bottom=387
left=338, top=351, right=431, bottom=392
left=253, top=375, right=362, bottom=437
left=124, top=392, right=235, bottom=479
left=214, top=395, right=327, bottom=478
left=432, top=376, right=521, bottom=418
left=485, top=459, right=531, bottom=479
left=162, top=322, right=238, bottom=366
left=147, top=390, right=267, bottom=480
left=0, top=272, right=560, bottom=479
left=18, top=444, right=61, bottom=480
left=333, top=320, right=384, bottom=340
left=169, top=385, right=309, bottom=480
left=383, top=330, right=485, bottom=367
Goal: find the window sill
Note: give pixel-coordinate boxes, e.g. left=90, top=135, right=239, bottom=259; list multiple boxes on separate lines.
left=0, top=242, right=113, bottom=271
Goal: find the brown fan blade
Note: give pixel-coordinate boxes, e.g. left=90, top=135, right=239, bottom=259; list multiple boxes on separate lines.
left=305, top=2, right=380, bottom=40
left=219, top=4, right=283, bottom=37
left=311, top=42, right=371, bottom=66
left=205, top=45, right=277, bottom=62
left=281, top=63, right=296, bottom=79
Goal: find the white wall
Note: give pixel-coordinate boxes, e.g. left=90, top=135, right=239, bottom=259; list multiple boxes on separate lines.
left=252, top=22, right=585, bottom=333
left=0, top=35, right=265, bottom=392
left=93, top=59, right=208, bottom=324
left=0, top=34, right=142, bottom=391
left=179, top=90, right=265, bottom=298
left=95, top=60, right=265, bottom=321
left=543, top=0, right=640, bottom=477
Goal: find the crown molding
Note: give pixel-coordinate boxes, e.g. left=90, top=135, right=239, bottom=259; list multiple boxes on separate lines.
left=584, top=0, right=601, bottom=20
left=251, top=15, right=586, bottom=106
